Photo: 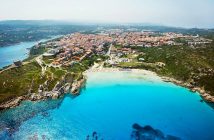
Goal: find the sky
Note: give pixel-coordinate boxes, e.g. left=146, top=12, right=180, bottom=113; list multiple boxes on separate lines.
left=0, top=0, right=214, bottom=28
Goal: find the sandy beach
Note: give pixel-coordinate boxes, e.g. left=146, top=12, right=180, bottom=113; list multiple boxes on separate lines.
left=85, top=64, right=214, bottom=103
left=84, top=65, right=163, bottom=83
left=86, top=62, right=158, bottom=75
left=86, top=67, right=157, bottom=76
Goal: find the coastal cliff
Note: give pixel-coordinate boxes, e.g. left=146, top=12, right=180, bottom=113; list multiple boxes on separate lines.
left=0, top=73, right=86, bottom=110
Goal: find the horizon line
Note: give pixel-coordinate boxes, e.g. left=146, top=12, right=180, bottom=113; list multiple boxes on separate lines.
left=0, top=19, right=213, bottom=30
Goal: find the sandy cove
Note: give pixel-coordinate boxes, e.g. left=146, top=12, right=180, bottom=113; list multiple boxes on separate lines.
left=85, top=67, right=214, bottom=103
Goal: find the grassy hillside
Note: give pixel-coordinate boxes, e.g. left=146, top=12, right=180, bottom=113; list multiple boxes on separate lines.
left=0, top=53, right=107, bottom=104
left=0, top=62, right=43, bottom=103
left=0, top=61, right=72, bottom=103
left=134, top=44, right=214, bottom=95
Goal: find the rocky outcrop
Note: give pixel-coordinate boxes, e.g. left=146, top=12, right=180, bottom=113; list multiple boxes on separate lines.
left=0, top=96, right=26, bottom=110
left=131, top=123, right=180, bottom=140
left=0, top=73, right=86, bottom=110
left=161, top=76, right=214, bottom=103
left=201, top=93, right=214, bottom=103
left=71, top=78, right=86, bottom=95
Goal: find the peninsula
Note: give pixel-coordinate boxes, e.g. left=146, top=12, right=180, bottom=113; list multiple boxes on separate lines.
left=0, top=29, right=214, bottom=110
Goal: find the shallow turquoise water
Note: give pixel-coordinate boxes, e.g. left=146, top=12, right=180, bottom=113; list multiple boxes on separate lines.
left=0, top=71, right=214, bottom=140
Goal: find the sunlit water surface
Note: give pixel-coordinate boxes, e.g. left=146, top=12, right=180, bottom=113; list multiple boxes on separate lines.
left=0, top=71, right=214, bottom=140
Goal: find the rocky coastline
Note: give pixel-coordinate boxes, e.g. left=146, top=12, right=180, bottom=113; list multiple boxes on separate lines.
left=161, top=76, right=214, bottom=103
left=0, top=75, right=86, bottom=110
left=1, top=67, right=213, bottom=111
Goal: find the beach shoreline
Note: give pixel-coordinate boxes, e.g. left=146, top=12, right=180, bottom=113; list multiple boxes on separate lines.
left=85, top=67, right=158, bottom=76
left=1, top=66, right=214, bottom=111
left=85, top=67, right=214, bottom=103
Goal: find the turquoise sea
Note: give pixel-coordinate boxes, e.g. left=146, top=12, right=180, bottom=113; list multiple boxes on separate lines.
left=0, top=71, right=214, bottom=140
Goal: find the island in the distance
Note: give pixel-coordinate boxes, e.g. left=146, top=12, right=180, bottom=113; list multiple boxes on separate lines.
left=0, top=29, right=214, bottom=110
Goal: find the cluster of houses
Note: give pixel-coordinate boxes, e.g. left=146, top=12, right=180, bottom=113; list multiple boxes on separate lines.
left=41, top=32, right=212, bottom=67
left=107, top=30, right=212, bottom=47
left=112, top=32, right=212, bottom=47
left=42, top=33, right=113, bottom=67
left=112, top=32, right=174, bottom=47
left=186, top=36, right=212, bottom=46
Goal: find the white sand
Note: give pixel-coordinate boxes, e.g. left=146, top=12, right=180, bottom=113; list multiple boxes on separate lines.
left=84, top=67, right=162, bottom=82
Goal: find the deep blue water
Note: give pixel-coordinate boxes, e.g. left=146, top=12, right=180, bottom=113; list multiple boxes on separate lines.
left=0, top=36, right=61, bottom=69
left=0, top=71, right=214, bottom=140
left=0, top=42, right=37, bottom=68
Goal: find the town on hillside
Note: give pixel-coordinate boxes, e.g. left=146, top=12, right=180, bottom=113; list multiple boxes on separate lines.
left=31, top=31, right=212, bottom=68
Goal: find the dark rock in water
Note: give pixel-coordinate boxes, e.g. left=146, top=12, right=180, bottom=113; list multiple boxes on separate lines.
left=131, top=123, right=180, bottom=140
left=200, top=99, right=204, bottom=103
left=133, top=123, right=143, bottom=130
left=143, top=125, right=154, bottom=131
left=92, top=131, right=97, bottom=137
left=132, top=123, right=164, bottom=139
left=86, top=131, right=103, bottom=140
left=86, top=135, right=90, bottom=140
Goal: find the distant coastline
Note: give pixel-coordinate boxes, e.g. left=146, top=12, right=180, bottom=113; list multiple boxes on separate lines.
left=0, top=35, right=62, bottom=69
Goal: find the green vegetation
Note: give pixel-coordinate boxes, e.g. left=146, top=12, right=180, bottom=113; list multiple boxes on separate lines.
left=0, top=61, right=76, bottom=104
left=64, top=55, right=109, bottom=73
left=0, top=52, right=108, bottom=103
left=0, top=20, right=98, bottom=47
left=46, top=67, right=68, bottom=90
left=43, top=57, right=54, bottom=65
left=0, top=61, right=43, bottom=103
left=0, top=53, right=110, bottom=104
left=30, top=45, right=47, bottom=56
left=114, top=45, right=123, bottom=49
left=174, top=38, right=187, bottom=44
left=130, top=43, right=214, bottom=95
left=118, top=62, right=157, bottom=71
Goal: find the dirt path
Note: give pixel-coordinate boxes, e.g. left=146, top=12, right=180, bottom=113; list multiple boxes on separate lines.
left=35, top=55, right=47, bottom=75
